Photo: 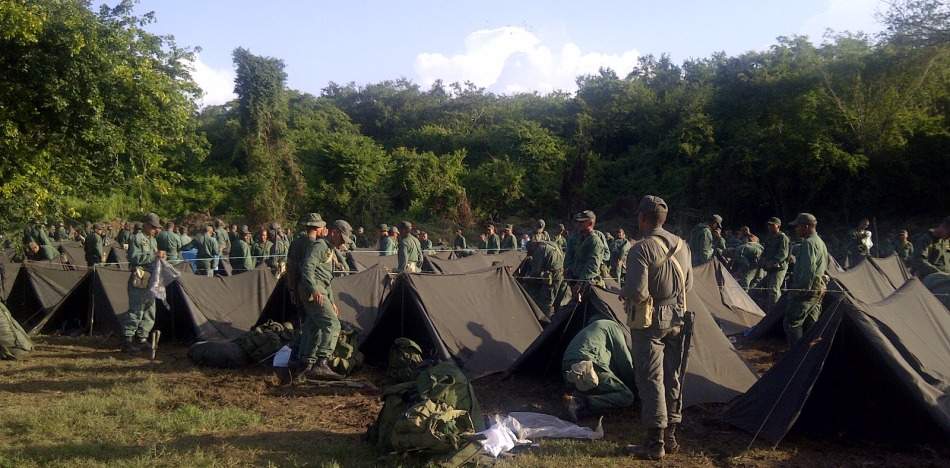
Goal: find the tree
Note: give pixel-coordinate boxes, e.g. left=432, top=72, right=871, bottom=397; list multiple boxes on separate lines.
left=232, top=47, right=305, bottom=225
left=879, top=0, right=950, bottom=46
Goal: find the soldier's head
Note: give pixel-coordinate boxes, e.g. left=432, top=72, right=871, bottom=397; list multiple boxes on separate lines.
left=165, top=221, right=175, bottom=231
left=229, top=223, right=238, bottom=232
left=94, top=223, right=104, bottom=233
left=766, top=217, right=781, bottom=234
left=713, top=228, right=722, bottom=239
left=215, top=219, right=224, bottom=228
left=615, top=228, right=625, bottom=239
left=502, top=224, right=513, bottom=236
left=899, top=230, right=909, bottom=242
left=258, top=229, right=269, bottom=242
left=328, top=220, right=353, bottom=248
left=398, top=221, right=413, bottom=237
left=28, top=241, right=39, bottom=255
left=456, top=229, right=463, bottom=236
left=420, top=231, right=428, bottom=240
left=635, top=196, right=668, bottom=233
left=239, top=226, right=251, bottom=241
left=858, top=218, right=870, bottom=230
left=357, top=227, right=365, bottom=235
left=709, top=215, right=723, bottom=230
left=789, top=213, right=817, bottom=238
left=556, top=224, right=566, bottom=235
left=205, top=225, right=214, bottom=236
left=748, top=234, right=759, bottom=243
left=142, top=213, right=160, bottom=236
left=535, top=219, right=545, bottom=233
left=739, top=225, right=750, bottom=238
left=573, top=211, right=595, bottom=234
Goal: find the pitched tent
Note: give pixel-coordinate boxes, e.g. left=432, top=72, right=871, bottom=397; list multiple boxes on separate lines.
left=724, top=279, right=950, bottom=444
left=5, top=265, right=88, bottom=334
left=506, top=286, right=759, bottom=408
left=349, top=250, right=399, bottom=271
left=923, top=272, right=950, bottom=312
left=1, top=262, right=21, bottom=302
left=172, top=266, right=275, bottom=342
left=422, top=250, right=526, bottom=274
left=57, top=241, right=88, bottom=269
left=105, top=246, right=129, bottom=271
left=689, top=258, right=765, bottom=336
left=869, top=254, right=910, bottom=290
left=360, top=266, right=544, bottom=379
left=0, top=301, right=32, bottom=359
left=257, top=264, right=390, bottom=335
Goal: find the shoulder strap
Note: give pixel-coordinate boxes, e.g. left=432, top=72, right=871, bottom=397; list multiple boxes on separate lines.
left=648, top=236, right=687, bottom=310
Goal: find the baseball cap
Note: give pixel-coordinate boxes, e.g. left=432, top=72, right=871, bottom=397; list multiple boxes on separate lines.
left=636, top=195, right=668, bottom=214
left=789, top=213, right=818, bottom=226
left=710, top=214, right=723, bottom=225
left=142, top=213, right=161, bottom=228
left=397, top=221, right=412, bottom=230
left=332, top=220, right=353, bottom=244
left=573, top=210, right=596, bottom=222
left=766, top=217, right=782, bottom=226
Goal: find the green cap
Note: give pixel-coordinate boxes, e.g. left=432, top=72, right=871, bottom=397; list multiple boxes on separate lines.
left=636, top=195, right=668, bottom=214
left=767, top=217, right=782, bottom=226
left=299, top=213, right=326, bottom=228
left=142, top=213, right=161, bottom=228
left=573, top=210, right=596, bottom=222
left=789, top=213, right=817, bottom=226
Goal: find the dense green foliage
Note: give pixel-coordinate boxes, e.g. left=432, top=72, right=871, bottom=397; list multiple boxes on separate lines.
left=1, top=0, right=948, bottom=232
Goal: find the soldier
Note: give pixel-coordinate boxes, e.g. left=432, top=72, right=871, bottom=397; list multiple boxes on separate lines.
left=620, top=195, right=693, bottom=460
left=214, top=220, right=231, bottom=255
left=251, top=229, right=273, bottom=267
left=570, top=210, right=607, bottom=296
left=396, top=221, right=423, bottom=272
left=26, top=241, right=59, bottom=262
left=688, top=214, right=721, bottom=267
left=500, top=224, right=518, bottom=251
left=532, top=219, right=550, bottom=242
left=730, top=235, right=764, bottom=291
left=553, top=223, right=568, bottom=253
left=116, top=222, right=131, bottom=248
left=562, top=319, right=637, bottom=421
left=229, top=226, right=254, bottom=274
left=485, top=224, right=501, bottom=254
left=376, top=224, right=395, bottom=256
left=453, top=229, right=467, bottom=253
left=712, top=228, right=726, bottom=257
left=784, top=213, right=829, bottom=349
left=54, top=222, right=68, bottom=241
left=847, top=218, right=873, bottom=265
left=293, top=219, right=353, bottom=380
left=84, top=223, right=106, bottom=268
left=525, top=240, right=565, bottom=317
left=194, top=225, right=221, bottom=277
left=155, top=221, right=183, bottom=265
left=894, top=230, right=913, bottom=261
left=120, top=213, right=167, bottom=353
left=759, top=217, right=790, bottom=311
left=418, top=231, right=434, bottom=254
left=22, top=218, right=51, bottom=247
left=286, top=214, right=326, bottom=340
left=608, top=228, right=632, bottom=283
left=355, top=227, right=370, bottom=248
left=910, top=216, right=950, bottom=279
left=269, top=223, right=291, bottom=276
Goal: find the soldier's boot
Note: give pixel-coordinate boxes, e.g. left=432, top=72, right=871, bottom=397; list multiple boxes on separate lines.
left=625, top=427, right=665, bottom=460
left=121, top=336, right=140, bottom=353
left=665, top=424, right=680, bottom=454
left=137, top=336, right=151, bottom=351
left=304, top=358, right=343, bottom=381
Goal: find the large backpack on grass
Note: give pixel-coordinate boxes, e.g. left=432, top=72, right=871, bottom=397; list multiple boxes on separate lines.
left=386, top=337, right=424, bottom=382
left=233, top=321, right=293, bottom=363
left=329, top=326, right=364, bottom=376
left=0, top=301, right=32, bottom=360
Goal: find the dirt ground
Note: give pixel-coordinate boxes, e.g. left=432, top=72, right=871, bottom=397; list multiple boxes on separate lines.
left=4, top=335, right=948, bottom=467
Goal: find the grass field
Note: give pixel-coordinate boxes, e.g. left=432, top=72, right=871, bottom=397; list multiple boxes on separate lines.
left=0, top=336, right=945, bottom=467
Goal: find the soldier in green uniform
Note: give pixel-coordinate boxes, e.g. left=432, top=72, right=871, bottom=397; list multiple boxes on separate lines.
left=195, top=225, right=221, bottom=277
left=730, top=235, right=764, bottom=291
left=911, top=217, right=950, bottom=279
left=376, top=224, right=395, bottom=256
left=562, top=319, right=636, bottom=421
left=570, top=210, right=607, bottom=296
left=846, top=218, right=873, bottom=265
left=116, top=222, right=131, bottom=248
left=26, top=241, right=60, bottom=262
left=396, top=221, right=423, bottom=272
left=286, top=213, right=326, bottom=359
left=229, top=226, right=254, bottom=274
left=22, top=218, right=51, bottom=247
left=84, top=223, right=106, bottom=268
left=294, top=219, right=353, bottom=380
left=784, top=213, right=829, bottom=349
left=269, top=223, right=291, bottom=276
left=54, top=222, right=68, bottom=241
left=532, top=219, right=550, bottom=242
left=453, top=229, right=467, bottom=253
left=214, top=220, right=231, bottom=255
left=485, top=224, right=501, bottom=254
left=419, top=231, right=434, bottom=255
left=608, top=228, right=632, bottom=283
left=155, top=221, right=183, bottom=265
left=894, top=230, right=913, bottom=261
left=713, top=228, right=726, bottom=256
left=500, top=224, right=518, bottom=251
left=553, top=224, right=568, bottom=253
left=251, top=229, right=273, bottom=267
left=759, top=217, right=790, bottom=311
left=355, top=227, right=370, bottom=248
left=525, top=240, right=565, bottom=317
left=121, top=213, right=167, bottom=353
left=688, top=214, right=721, bottom=267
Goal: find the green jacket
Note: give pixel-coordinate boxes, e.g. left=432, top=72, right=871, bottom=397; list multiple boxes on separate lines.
left=529, top=240, right=564, bottom=275
left=761, top=231, right=790, bottom=271
left=377, top=235, right=396, bottom=256
left=287, top=235, right=317, bottom=292
left=608, top=238, right=631, bottom=270
left=454, top=234, right=467, bottom=251
left=788, top=231, right=828, bottom=292
left=128, top=232, right=159, bottom=271
left=912, top=231, right=950, bottom=278
left=500, top=233, right=518, bottom=252
left=229, top=239, right=254, bottom=273
left=572, top=231, right=607, bottom=282
left=732, top=242, right=764, bottom=273
left=301, top=238, right=335, bottom=298
left=398, top=234, right=423, bottom=271
left=485, top=234, right=500, bottom=254
left=214, top=227, right=231, bottom=253
left=251, top=240, right=273, bottom=266
left=30, top=244, right=60, bottom=261
left=155, top=230, right=183, bottom=264
left=563, top=319, right=635, bottom=388
left=84, top=232, right=104, bottom=266
left=688, top=223, right=713, bottom=267
left=895, top=240, right=913, bottom=261
left=195, top=234, right=220, bottom=270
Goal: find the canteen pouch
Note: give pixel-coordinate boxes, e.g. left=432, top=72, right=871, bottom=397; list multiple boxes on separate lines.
left=132, top=267, right=151, bottom=289
left=626, top=295, right=654, bottom=329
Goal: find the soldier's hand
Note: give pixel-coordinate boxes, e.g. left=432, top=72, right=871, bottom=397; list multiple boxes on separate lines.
left=332, top=303, right=339, bottom=316
left=157, top=250, right=167, bottom=260
left=313, top=291, right=324, bottom=306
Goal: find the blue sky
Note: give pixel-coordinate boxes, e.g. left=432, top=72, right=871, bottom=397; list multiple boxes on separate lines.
left=133, top=0, right=886, bottom=106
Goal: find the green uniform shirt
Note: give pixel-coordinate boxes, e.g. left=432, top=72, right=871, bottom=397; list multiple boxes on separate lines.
left=500, top=233, right=518, bottom=252
left=251, top=240, right=273, bottom=265
left=609, top=238, right=632, bottom=270
left=30, top=244, right=60, bottom=261
left=572, top=230, right=607, bottom=282
left=398, top=234, right=423, bottom=271
left=301, top=239, right=335, bottom=298
left=486, top=234, right=501, bottom=254
left=761, top=231, right=790, bottom=269
left=195, top=235, right=220, bottom=269
left=788, top=231, right=828, bottom=292
left=530, top=240, right=564, bottom=275
left=214, top=227, right=231, bottom=253
left=895, top=240, right=913, bottom=261
left=688, top=223, right=713, bottom=267
left=563, top=319, right=635, bottom=388
left=912, top=231, right=950, bottom=278
left=377, top=235, right=396, bottom=256
left=116, top=229, right=131, bottom=246
left=84, top=232, right=104, bottom=266
left=229, top=239, right=254, bottom=273
left=733, top=242, right=764, bottom=272
left=287, top=235, right=317, bottom=291
left=454, top=234, right=467, bottom=250
left=155, top=230, right=183, bottom=264
left=128, top=232, right=158, bottom=271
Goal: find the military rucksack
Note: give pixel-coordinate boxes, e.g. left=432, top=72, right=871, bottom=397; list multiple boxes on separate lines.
left=389, top=399, right=475, bottom=454
left=329, top=326, right=364, bottom=376
left=233, top=320, right=294, bottom=363
left=386, top=337, right=425, bottom=382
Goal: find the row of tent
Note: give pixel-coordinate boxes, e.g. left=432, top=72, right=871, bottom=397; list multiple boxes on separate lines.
left=3, top=241, right=949, bottom=446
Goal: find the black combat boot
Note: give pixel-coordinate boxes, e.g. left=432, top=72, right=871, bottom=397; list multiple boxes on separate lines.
left=666, top=424, right=680, bottom=454
left=625, top=427, right=665, bottom=460
left=137, top=336, right=151, bottom=351
left=304, top=357, right=343, bottom=381
left=121, top=336, right=139, bottom=353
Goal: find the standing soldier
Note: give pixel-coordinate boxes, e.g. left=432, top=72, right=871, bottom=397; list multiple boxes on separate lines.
left=84, top=223, right=106, bottom=268
left=214, top=220, right=231, bottom=255
left=911, top=217, right=950, bottom=279
left=156, top=221, right=183, bottom=265
left=453, top=229, right=468, bottom=256
left=396, top=221, right=423, bottom=272
left=894, top=230, right=913, bottom=261
left=553, top=224, right=568, bottom=253
left=269, top=223, right=290, bottom=276
left=229, top=226, right=254, bottom=274
left=784, top=213, right=829, bottom=349
left=121, top=213, right=167, bottom=353
left=286, top=214, right=326, bottom=356
left=688, top=214, right=721, bottom=267
left=759, top=217, right=790, bottom=311
left=525, top=240, right=565, bottom=317
left=570, top=210, right=607, bottom=296
left=376, top=224, right=395, bottom=256
left=195, top=225, right=221, bottom=277
left=251, top=229, right=273, bottom=267
left=418, top=231, right=434, bottom=254
left=608, top=228, right=632, bottom=283
left=485, top=224, right=501, bottom=254
left=532, top=219, right=550, bottom=242
left=116, top=222, right=131, bottom=248
left=500, top=224, right=518, bottom=252
left=620, top=196, right=693, bottom=461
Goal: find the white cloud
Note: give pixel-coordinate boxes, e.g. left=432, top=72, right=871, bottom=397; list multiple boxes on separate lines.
left=798, top=0, right=885, bottom=43
left=188, top=55, right=236, bottom=107
left=414, top=27, right=640, bottom=95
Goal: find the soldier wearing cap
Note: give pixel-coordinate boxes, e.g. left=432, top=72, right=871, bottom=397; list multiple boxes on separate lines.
left=784, top=213, right=829, bottom=349
left=121, top=213, right=167, bottom=353
left=525, top=239, right=566, bottom=317
left=453, top=229, right=469, bottom=256
left=730, top=235, right=764, bottom=291
left=294, top=219, right=353, bottom=380
left=418, top=231, right=433, bottom=254
left=116, top=222, right=131, bottom=248
left=620, top=195, right=693, bottom=460
left=609, top=228, right=632, bottom=283
left=156, top=221, right=183, bottom=265
left=532, top=219, right=550, bottom=242
left=484, top=224, right=501, bottom=254
left=229, top=226, right=254, bottom=274
left=355, top=227, right=370, bottom=248
left=562, top=318, right=636, bottom=422
left=194, top=225, right=221, bottom=277
left=268, top=222, right=290, bottom=276
left=569, top=210, right=607, bottom=296
left=500, top=224, right=518, bottom=252
left=553, top=223, right=568, bottom=253
left=54, top=222, right=68, bottom=242
left=758, top=217, right=790, bottom=310
left=376, top=224, right=396, bottom=256
left=84, top=223, right=106, bottom=267
left=894, top=229, right=913, bottom=261
left=911, top=217, right=950, bottom=279
left=22, top=218, right=51, bottom=248
left=213, top=220, right=231, bottom=255
left=251, top=229, right=273, bottom=268
left=688, top=214, right=721, bottom=267
left=396, top=221, right=423, bottom=272
left=287, top=214, right=326, bottom=321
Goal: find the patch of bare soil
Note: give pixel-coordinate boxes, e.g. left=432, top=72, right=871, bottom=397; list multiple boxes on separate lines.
left=7, top=335, right=949, bottom=467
